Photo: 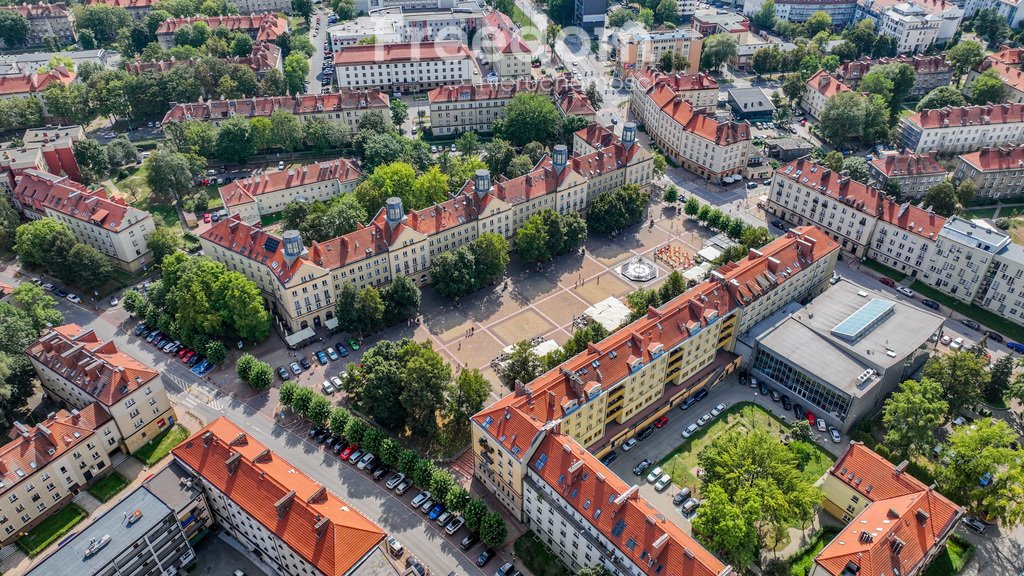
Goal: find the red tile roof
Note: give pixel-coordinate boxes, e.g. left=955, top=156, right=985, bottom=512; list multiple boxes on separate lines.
left=905, top=103, right=1024, bottom=129
left=805, top=69, right=851, bottom=99
left=559, top=90, right=596, bottom=117
left=0, top=409, right=105, bottom=497
left=574, top=123, right=618, bottom=149
left=958, top=145, right=1024, bottom=172
left=630, top=68, right=719, bottom=94
left=0, top=66, right=74, bottom=97
left=816, top=443, right=964, bottom=576
left=985, top=45, right=1024, bottom=67
left=869, top=151, right=946, bottom=178
left=220, top=159, right=360, bottom=208
left=482, top=11, right=531, bottom=55
left=85, top=0, right=157, bottom=8
left=860, top=0, right=957, bottom=15
left=173, top=417, right=386, bottom=576
left=26, top=324, right=160, bottom=406
left=649, top=85, right=750, bottom=146
left=1, top=2, right=71, bottom=18
left=156, top=14, right=288, bottom=43
left=975, top=59, right=1024, bottom=94
left=777, top=158, right=945, bottom=239
left=333, top=41, right=472, bottom=65
left=427, top=75, right=579, bottom=103
left=529, top=433, right=729, bottom=576
left=837, top=55, right=950, bottom=85
left=126, top=42, right=281, bottom=75
left=162, top=91, right=389, bottom=124
left=15, top=169, right=147, bottom=231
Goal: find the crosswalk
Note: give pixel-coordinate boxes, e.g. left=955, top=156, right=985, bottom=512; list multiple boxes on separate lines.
left=174, top=381, right=223, bottom=411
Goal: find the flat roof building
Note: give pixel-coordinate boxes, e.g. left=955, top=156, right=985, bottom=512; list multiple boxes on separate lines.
left=727, top=87, right=776, bottom=120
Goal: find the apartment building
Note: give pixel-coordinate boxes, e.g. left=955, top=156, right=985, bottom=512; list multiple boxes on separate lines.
left=427, top=76, right=583, bottom=136
left=355, top=0, right=465, bottom=14
left=922, top=216, right=1009, bottom=303
left=173, top=417, right=387, bottom=576
left=631, top=81, right=751, bottom=183
left=481, top=11, right=532, bottom=79
left=867, top=150, right=947, bottom=198
left=126, top=42, right=283, bottom=77
left=0, top=66, right=75, bottom=105
left=85, top=0, right=158, bottom=19
left=767, top=158, right=945, bottom=276
left=0, top=407, right=116, bottom=545
left=954, top=146, right=1024, bottom=200
left=27, top=324, right=176, bottom=454
left=0, top=49, right=119, bottom=75
left=1, top=124, right=83, bottom=198
left=691, top=9, right=750, bottom=36
left=978, top=241, right=1024, bottom=326
left=573, top=0, right=605, bottom=33
left=26, top=482, right=198, bottom=576
left=471, top=226, right=839, bottom=517
left=0, top=3, right=76, bottom=47
left=14, top=170, right=155, bottom=272
left=743, top=0, right=857, bottom=26
left=837, top=55, right=952, bottom=98
left=966, top=58, right=1024, bottom=104
left=963, top=0, right=1024, bottom=27
left=801, top=70, right=851, bottom=121
left=856, top=0, right=962, bottom=46
left=155, top=14, right=289, bottom=48
left=162, top=91, right=391, bottom=135
left=814, top=443, right=963, bottom=576
left=227, top=0, right=293, bottom=13
left=629, top=68, right=719, bottom=113
left=899, top=103, right=1024, bottom=154
left=142, top=460, right=213, bottom=545
left=221, top=158, right=362, bottom=223
left=612, top=24, right=703, bottom=75
left=333, top=42, right=474, bottom=92
left=202, top=124, right=650, bottom=336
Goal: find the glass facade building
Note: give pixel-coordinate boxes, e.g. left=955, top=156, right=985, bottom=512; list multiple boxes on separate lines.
left=752, top=348, right=853, bottom=421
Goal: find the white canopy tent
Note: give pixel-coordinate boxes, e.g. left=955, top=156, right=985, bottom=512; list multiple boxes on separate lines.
left=284, top=327, right=316, bottom=347
left=696, top=246, right=722, bottom=263
left=584, top=296, right=631, bottom=332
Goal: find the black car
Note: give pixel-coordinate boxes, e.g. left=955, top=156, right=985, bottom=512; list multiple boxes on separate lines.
left=679, top=397, right=697, bottom=411
left=771, top=219, right=784, bottom=229
left=793, top=403, right=804, bottom=419
left=406, top=557, right=427, bottom=576
left=299, top=357, right=312, bottom=369
left=637, top=425, right=655, bottom=441
left=460, top=534, right=479, bottom=550
left=633, top=459, right=652, bottom=476
left=476, top=548, right=496, bottom=567
left=986, top=330, right=1004, bottom=343
left=314, top=430, right=330, bottom=443
left=694, top=389, right=709, bottom=401
left=600, top=451, right=618, bottom=465
left=372, top=466, right=390, bottom=481
left=277, top=366, right=290, bottom=380
left=921, top=299, right=940, bottom=311
left=758, top=381, right=769, bottom=396
left=672, top=487, right=692, bottom=506
left=781, top=395, right=792, bottom=411
left=961, top=319, right=981, bottom=331
left=308, top=425, right=325, bottom=439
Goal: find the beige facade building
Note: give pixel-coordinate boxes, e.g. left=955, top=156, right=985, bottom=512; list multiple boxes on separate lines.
left=84, top=0, right=157, bottom=19
left=156, top=14, right=289, bottom=48
left=27, top=324, right=176, bottom=454
left=481, top=11, right=532, bottom=79
left=14, top=169, right=156, bottom=272
left=427, top=77, right=588, bottom=136
left=953, top=146, right=1024, bottom=200
left=613, top=24, right=703, bottom=74
left=867, top=150, right=947, bottom=198
left=227, top=0, right=293, bottom=13
left=801, top=70, right=851, bottom=121
left=0, top=3, right=76, bottom=47
left=921, top=216, right=1008, bottom=303
left=220, top=158, right=361, bottom=223
left=629, top=68, right=719, bottom=113
left=333, top=42, right=475, bottom=92
left=837, top=55, right=952, bottom=99
left=899, top=103, right=1024, bottom=154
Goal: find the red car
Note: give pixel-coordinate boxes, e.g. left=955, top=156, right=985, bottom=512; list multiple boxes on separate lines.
left=653, top=416, right=669, bottom=428
left=879, top=277, right=895, bottom=287
left=806, top=411, right=816, bottom=425
left=339, top=444, right=358, bottom=460
left=181, top=350, right=195, bottom=363
left=203, top=213, right=211, bottom=223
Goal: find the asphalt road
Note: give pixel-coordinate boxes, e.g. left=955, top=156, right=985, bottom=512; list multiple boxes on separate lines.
left=307, top=9, right=331, bottom=94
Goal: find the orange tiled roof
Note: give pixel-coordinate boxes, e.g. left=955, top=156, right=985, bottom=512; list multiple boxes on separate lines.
left=427, top=75, right=580, bottom=103
left=473, top=227, right=839, bottom=458
left=0, top=66, right=74, bottom=97
left=530, top=433, right=728, bottom=576
left=906, top=103, right=1024, bottom=129
left=220, top=159, right=360, bottom=208
left=649, top=85, right=749, bottom=146
left=838, top=55, right=950, bottom=84
left=126, top=42, right=281, bottom=74
left=816, top=443, right=964, bottom=576
left=806, top=69, right=851, bottom=99
left=156, top=14, right=288, bottom=43
left=559, top=90, right=596, bottom=117
left=777, top=158, right=945, bottom=240
left=574, top=123, right=618, bottom=149
left=975, top=59, right=1024, bottom=94
left=870, top=151, right=946, bottom=178
left=959, top=145, right=1024, bottom=172
left=630, top=68, right=718, bottom=94
left=333, top=42, right=472, bottom=65
left=1, top=2, right=71, bottom=18
left=481, top=11, right=530, bottom=55
left=0, top=408, right=106, bottom=496
left=162, top=91, right=389, bottom=124
left=26, top=324, right=159, bottom=406
left=173, top=417, right=386, bottom=576
left=985, top=45, right=1024, bottom=67
left=14, top=169, right=147, bottom=231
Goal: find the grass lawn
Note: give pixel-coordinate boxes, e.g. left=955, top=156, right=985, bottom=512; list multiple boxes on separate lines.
left=511, top=5, right=539, bottom=41
left=785, top=526, right=840, bottom=576
left=513, top=531, right=570, bottom=576
left=961, top=206, right=998, bottom=219
left=87, top=472, right=129, bottom=502
left=17, top=503, right=87, bottom=557
left=134, top=424, right=189, bottom=466
left=111, top=164, right=181, bottom=230
left=862, top=258, right=907, bottom=282
left=923, top=534, right=974, bottom=576
left=659, top=402, right=835, bottom=491
left=910, top=280, right=1024, bottom=343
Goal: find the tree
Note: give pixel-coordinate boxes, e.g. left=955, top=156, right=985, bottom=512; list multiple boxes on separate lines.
left=11, top=284, right=63, bottom=331
left=106, top=136, right=140, bottom=167
left=71, top=139, right=110, bottom=183
left=505, top=154, right=534, bottom=179
left=292, top=0, right=313, bottom=18
left=413, top=166, right=450, bottom=207
left=655, top=0, right=677, bottom=25
left=247, top=360, right=274, bottom=391
left=44, top=83, right=91, bottom=125
left=922, top=181, right=960, bottom=217
left=859, top=71, right=894, bottom=105
left=146, top=147, right=196, bottom=201
left=588, top=184, right=648, bottom=234
left=822, top=150, right=845, bottom=172
left=480, top=511, right=508, bottom=548
left=821, top=54, right=840, bottom=72
left=881, top=378, right=948, bottom=461
left=354, top=287, right=385, bottom=334
left=585, top=81, right=603, bottom=109
left=215, top=116, right=255, bottom=164
left=206, top=340, right=227, bottom=365
left=446, top=486, right=470, bottom=513
left=449, top=368, right=489, bottom=427
left=431, top=248, right=477, bottom=299
left=684, top=196, right=700, bottom=216
left=122, top=289, right=146, bottom=316
left=291, top=385, right=315, bottom=415
left=922, top=351, right=989, bottom=413
left=280, top=381, right=299, bottom=406
left=471, top=233, right=510, bottom=284
left=946, top=40, right=984, bottom=83
left=76, top=4, right=132, bottom=45
left=750, top=0, right=776, bottom=31
left=751, top=46, right=782, bottom=77
left=968, top=68, right=1008, bottom=105
left=984, top=354, right=1013, bottom=404
left=663, top=185, right=679, bottom=204
left=607, top=8, right=632, bottom=28
left=626, top=287, right=659, bottom=320
left=577, top=567, right=612, bottom=576
left=303, top=117, right=343, bottom=152
left=562, top=115, right=590, bottom=147
left=691, top=483, right=758, bottom=567
left=956, top=180, right=976, bottom=206
left=917, top=86, right=967, bottom=111
left=515, top=215, right=550, bottom=263
left=496, top=93, right=563, bottom=147
left=658, top=50, right=676, bottom=73
left=328, top=407, right=350, bottom=436
left=842, top=157, right=871, bottom=183
left=700, top=34, right=737, bottom=72
left=463, top=499, right=488, bottom=533
left=483, top=138, right=516, bottom=176
left=390, top=98, right=409, bottom=127
left=344, top=417, right=370, bottom=445
left=803, top=10, right=831, bottom=36
left=236, top=353, right=258, bottom=381
left=283, top=53, right=309, bottom=94
left=381, top=274, right=421, bottom=324
left=935, top=418, right=1024, bottom=525
left=354, top=161, right=417, bottom=215
left=456, top=132, right=480, bottom=156
left=335, top=283, right=359, bottom=334
left=67, top=244, right=113, bottom=293
left=282, top=194, right=365, bottom=244
left=0, top=10, right=29, bottom=47
left=398, top=449, right=419, bottom=477
left=499, top=340, right=540, bottom=390
left=782, top=73, right=805, bottom=103
left=658, top=270, right=687, bottom=304
left=14, top=218, right=75, bottom=269
left=973, top=8, right=1010, bottom=46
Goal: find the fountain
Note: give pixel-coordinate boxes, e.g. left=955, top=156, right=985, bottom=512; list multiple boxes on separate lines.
left=619, top=257, right=659, bottom=282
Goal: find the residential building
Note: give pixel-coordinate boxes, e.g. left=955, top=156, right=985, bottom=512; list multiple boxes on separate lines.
left=743, top=0, right=857, bottom=26
left=814, top=443, right=964, bottom=576
left=876, top=3, right=942, bottom=54
left=558, top=90, right=597, bottom=121
left=142, top=460, right=213, bottom=544
left=333, top=42, right=475, bottom=92
left=963, top=0, right=1024, bottom=27
left=85, top=0, right=158, bottom=19
left=727, top=87, right=775, bottom=120
left=0, top=407, right=116, bottom=545
left=837, top=55, right=953, bottom=98
left=14, top=170, right=156, bottom=272
left=954, top=146, right=1024, bottom=200
left=172, top=417, right=388, bottom=576
left=867, top=150, right=947, bottom=198
left=354, top=0, right=469, bottom=14
left=0, top=66, right=75, bottom=107
left=978, top=241, right=1024, bottom=326
left=204, top=124, right=651, bottom=336
left=747, top=279, right=943, bottom=432
left=1, top=124, right=84, bottom=197
left=26, top=482, right=198, bottom=576
left=481, top=11, right=532, bottom=79
left=427, top=76, right=590, bottom=135
left=573, top=0, right=605, bottom=33
left=471, top=226, right=839, bottom=517
left=965, top=58, right=1024, bottom=103
left=922, top=216, right=1009, bottom=303
left=801, top=69, right=851, bottom=120
left=767, top=157, right=945, bottom=271
left=612, top=24, right=703, bottom=75
left=691, top=9, right=750, bottom=36
left=227, top=0, right=293, bottom=13
left=0, top=49, right=119, bottom=76
left=327, top=5, right=484, bottom=47
left=899, top=103, right=1024, bottom=153
left=0, top=3, right=76, bottom=48
left=155, top=14, right=289, bottom=48
left=126, top=42, right=283, bottom=76
left=26, top=324, right=176, bottom=454
left=220, top=158, right=362, bottom=223
left=766, top=137, right=814, bottom=161
left=629, top=68, right=719, bottom=113
left=162, top=91, right=391, bottom=135
left=631, top=79, right=751, bottom=183
left=856, top=0, right=962, bottom=46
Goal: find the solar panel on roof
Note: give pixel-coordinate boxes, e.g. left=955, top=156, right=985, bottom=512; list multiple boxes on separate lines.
left=831, top=298, right=895, bottom=342
left=264, top=237, right=280, bottom=252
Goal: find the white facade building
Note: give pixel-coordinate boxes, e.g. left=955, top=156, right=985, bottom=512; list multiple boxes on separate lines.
left=333, top=41, right=475, bottom=92
left=899, top=103, right=1024, bottom=154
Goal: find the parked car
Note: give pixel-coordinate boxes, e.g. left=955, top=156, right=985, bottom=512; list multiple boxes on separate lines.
left=781, top=395, right=792, bottom=410
left=1008, top=342, right=1024, bottom=353
left=794, top=404, right=805, bottom=419
left=817, top=418, right=827, bottom=432
left=325, top=347, right=339, bottom=361
left=428, top=503, right=446, bottom=520
left=322, top=380, right=336, bottom=395
left=682, top=423, right=699, bottom=438
left=829, top=427, right=841, bottom=443
left=395, top=478, right=414, bottom=495
left=299, top=357, right=312, bottom=369
left=806, top=411, right=816, bottom=426
left=386, top=536, right=404, bottom=557
left=679, top=397, right=697, bottom=410
left=896, top=286, right=914, bottom=297
left=446, top=516, right=465, bottom=535
left=497, top=563, right=514, bottom=576
left=622, top=438, right=638, bottom=452
left=961, top=319, right=981, bottom=331
left=315, top=350, right=329, bottom=365
left=921, top=299, right=940, bottom=310
left=339, top=444, right=358, bottom=460
left=460, top=533, right=479, bottom=550
left=986, top=330, right=1004, bottom=343
left=335, top=342, right=349, bottom=357
left=633, top=459, right=651, bottom=476
left=349, top=337, right=361, bottom=350
left=277, top=366, right=290, bottom=380
left=950, top=337, right=964, bottom=350
left=681, top=498, right=700, bottom=516
left=961, top=516, right=987, bottom=534
left=373, top=466, right=389, bottom=480
left=411, top=491, right=432, bottom=508
left=386, top=472, right=406, bottom=489
left=710, top=403, right=727, bottom=417
left=600, top=451, right=617, bottom=465
left=879, top=277, right=896, bottom=287
left=436, top=510, right=453, bottom=526
left=406, top=558, right=426, bottom=576
left=654, top=416, right=669, bottom=428
left=289, top=362, right=302, bottom=375
left=673, top=487, right=692, bottom=506
left=66, top=293, right=81, bottom=304
left=646, top=467, right=663, bottom=483
left=348, top=449, right=364, bottom=464
left=654, top=474, right=672, bottom=492
left=694, top=389, right=709, bottom=401
left=357, top=453, right=375, bottom=470
left=758, top=381, right=768, bottom=395
left=696, top=413, right=712, bottom=426
left=770, top=389, right=781, bottom=402
left=476, top=549, right=496, bottom=567
left=637, top=425, right=655, bottom=441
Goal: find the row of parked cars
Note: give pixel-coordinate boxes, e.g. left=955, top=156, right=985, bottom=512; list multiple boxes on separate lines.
left=133, top=323, right=212, bottom=374
left=277, top=339, right=360, bottom=381
left=742, top=373, right=842, bottom=443
left=306, top=425, right=503, bottom=572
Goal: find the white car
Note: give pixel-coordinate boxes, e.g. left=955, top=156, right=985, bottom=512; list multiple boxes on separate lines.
left=710, top=403, right=726, bottom=417
left=896, top=286, right=914, bottom=297
left=322, top=379, right=336, bottom=395
left=940, top=334, right=952, bottom=345
left=682, top=423, right=698, bottom=438
left=66, top=294, right=81, bottom=304
left=950, top=337, right=964, bottom=350
left=646, top=466, right=663, bottom=483
left=622, top=438, right=638, bottom=452
left=817, top=418, right=827, bottom=432
left=330, top=376, right=343, bottom=390
left=829, top=427, right=841, bottom=443
left=654, top=474, right=672, bottom=492
left=696, top=413, right=712, bottom=426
